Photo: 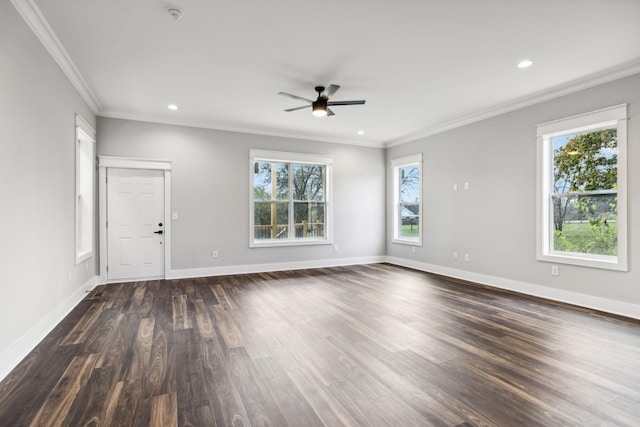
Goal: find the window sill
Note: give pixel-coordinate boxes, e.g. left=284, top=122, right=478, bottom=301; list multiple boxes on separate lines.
left=392, top=238, right=422, bottom=246
left=75, top=250, right=93, bottom=265
left=250, top=239, right=333, bottom=248
left=537, top=252, right=626, bottom=272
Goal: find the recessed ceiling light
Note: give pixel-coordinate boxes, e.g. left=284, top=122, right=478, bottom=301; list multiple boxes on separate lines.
left=357, top=130, right=365, bottom=135
left=168, top=104, right=179, bottom=111
left=518, top=59, right=533, bottom=69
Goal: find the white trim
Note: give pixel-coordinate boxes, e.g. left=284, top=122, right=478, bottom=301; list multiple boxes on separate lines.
left=390, top=154, right=422, bottom=168
left=536, top=105, right=627, bottom=271
left=391, top=154, right=423, bottom=246
left=536, top=104, right=627, bottom=136
left=385, top=59, right=640, bottom=147
left=386, top=256, right=640, bottom=320
left=98, top=156, right=172, bottom=283
left=250, top=239, right=333, bottom=248
left=75, top=114, right=96, bottom=264
left=99, top=110, right=384, bottom=149
left=98, top=156, right=172, bottom=171
left=249, top=150, right=334, bottom=248
left=166, top=256, right=386, bottom=279
left=0, top=276, right=96, bottom=382
left=10, top=0, right=101, bottom=113
left=249, top=149, right=334, bottom=165
left=75, top=113, right=96, bottom=140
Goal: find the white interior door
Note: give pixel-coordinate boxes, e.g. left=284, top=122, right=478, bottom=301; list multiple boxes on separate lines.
left=107, top=168, right=165, bottom=281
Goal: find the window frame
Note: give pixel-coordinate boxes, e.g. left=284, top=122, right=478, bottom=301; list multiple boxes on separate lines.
left=249, top=149, right=333, bottom=248
left=75, top=114, right=96, bottom=264
left=536, top=104, right=627, bottom=271
left=391, top=154, right=423, bottom=246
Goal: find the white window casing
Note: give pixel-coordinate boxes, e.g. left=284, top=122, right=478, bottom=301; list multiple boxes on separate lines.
left=249, top=149, right=333, bottom=248
left=391, top=153, right=423, bottom=246
left=536, top=104, right=627, bottom=271
left=75, top=114, right=96, bottom=264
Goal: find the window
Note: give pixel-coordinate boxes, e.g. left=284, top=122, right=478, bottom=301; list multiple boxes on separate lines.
left=392, top=154, right=422, bottom=245
left=75, top=114, right=96, bottom=264
left=249, top=150, right=332, bottom=247
left=537, top=104, right=627, bottom=271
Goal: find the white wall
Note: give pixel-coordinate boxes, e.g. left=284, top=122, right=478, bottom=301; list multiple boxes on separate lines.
left=97, top=118, right=386, bottom=274
left=386, top=73, right=640, bottom=314
left=0, top=2, right=96, bottom=370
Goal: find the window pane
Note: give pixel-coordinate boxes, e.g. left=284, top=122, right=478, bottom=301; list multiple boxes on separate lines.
left=254, top=162, right=289, bottom=200
left=552, top=193, right=617, bottom=255
left=551, top=127, right=618, bottom=256
left=294, top=202, right=325, bottom=238
left=552, top=128, right=617, bottom=193
left=399, top=166, right=419, bottom=203
left=400, top=203, right=420, bottom=238
left=254, top=201, right=289, bottom=239
left=292, top=164, right=324, bottom=201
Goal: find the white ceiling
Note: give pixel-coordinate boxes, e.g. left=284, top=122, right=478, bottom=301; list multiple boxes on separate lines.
left=25, top=0, right=640, bottom=146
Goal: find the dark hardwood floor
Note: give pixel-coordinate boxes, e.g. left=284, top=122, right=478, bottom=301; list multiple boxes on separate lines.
left=1, top=263, right=639, bottom=426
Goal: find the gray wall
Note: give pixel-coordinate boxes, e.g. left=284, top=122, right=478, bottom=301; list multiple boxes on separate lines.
left=387, top=72, right=640, bottom=306
left=97, top=118, right=386, bottom=272
left=0, top=3, right=96, bottom=354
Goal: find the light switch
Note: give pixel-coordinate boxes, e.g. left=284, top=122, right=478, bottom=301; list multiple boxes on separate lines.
left=172, top=212, right=179, bottom=220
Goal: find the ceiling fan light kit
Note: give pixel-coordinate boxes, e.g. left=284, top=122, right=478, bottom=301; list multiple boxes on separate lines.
left=279, top=84, right=365, bottom=117
left=312, top=98, right=328, bottom=117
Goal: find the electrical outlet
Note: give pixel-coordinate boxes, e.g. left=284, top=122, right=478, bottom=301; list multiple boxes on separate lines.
left=452, top=251, right=458, bottom=260
left=551, top=265, right=559, bottom=276
left=464, top=253, right=470, bottom=262
left=453, top=183, right=458, bottom=191
left=333, top=244, right=339, bottom=252
left=212, top=250, right=219, bottom=259
left=464, top=182, right=470, bottom=191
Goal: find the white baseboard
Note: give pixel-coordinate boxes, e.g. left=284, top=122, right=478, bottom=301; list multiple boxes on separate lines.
left=0, top=276, right=97, bottom=382
left=166, top=256, right=387, bottom=280
left=386, top=256, right=640, bottom=320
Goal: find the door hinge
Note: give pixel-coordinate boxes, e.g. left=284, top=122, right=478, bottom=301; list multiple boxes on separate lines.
left=106, top=221, right=108, bottom=228
left=106, top=265, right=109, bottom=272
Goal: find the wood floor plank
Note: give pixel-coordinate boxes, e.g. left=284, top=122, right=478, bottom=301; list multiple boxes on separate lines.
left=63, top=364, right=117, bottom=426
left=60, top=302, right=105, bottom=345
left=125, top=316, right=156, bottom=381
left=0, top=344, right=80, bottom=427
left=227, top=346, right=288, bottom=426
left=1, top=263, right=639, bottom=426
left=198, top=338, right=250, bottom=426
left=29, top=353, right=97, bottom=427
left=285, top=367, right=362, bottom=427
left=149, top=392, right=178, bottom=427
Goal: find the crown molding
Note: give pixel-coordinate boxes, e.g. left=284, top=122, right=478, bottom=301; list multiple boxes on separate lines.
left=384, top=58, right=640, bottom=148
left=98, top=110, right=386, bottom=148
left=11, top=0, right=101, bottom=113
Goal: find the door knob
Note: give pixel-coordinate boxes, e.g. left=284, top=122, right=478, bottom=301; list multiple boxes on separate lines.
left=153, top=230, right=164, bottom=235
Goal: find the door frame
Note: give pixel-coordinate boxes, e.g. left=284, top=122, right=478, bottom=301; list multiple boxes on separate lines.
left=98, top=156, right=172, bottom=283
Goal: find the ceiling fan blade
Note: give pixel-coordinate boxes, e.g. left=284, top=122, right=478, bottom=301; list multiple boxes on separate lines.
left=327, top=108, right=335, bottom=116
left=284, top=105, right=311, bottom=112
left=326, top=100, right=366, bottom=106
left=278, top=92, right=313, bottom=103
left=321, top=84, right=340, bottom=99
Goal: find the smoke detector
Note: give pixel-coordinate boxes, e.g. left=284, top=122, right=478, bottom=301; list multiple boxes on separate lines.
left=168, top=8, right=183, bottom=21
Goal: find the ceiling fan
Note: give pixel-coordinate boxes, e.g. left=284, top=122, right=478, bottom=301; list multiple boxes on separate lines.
left=278, top=84, right=365, bottom=117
